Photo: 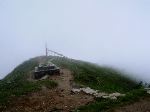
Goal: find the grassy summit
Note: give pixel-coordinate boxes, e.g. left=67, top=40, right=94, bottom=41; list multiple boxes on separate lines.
left=51, top=56, right=138, bottom=93
left=0, top=56, right=142, bottom=106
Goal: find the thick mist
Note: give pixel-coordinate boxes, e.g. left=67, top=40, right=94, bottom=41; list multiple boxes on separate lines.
left=0, top=0, right=150, bottom=82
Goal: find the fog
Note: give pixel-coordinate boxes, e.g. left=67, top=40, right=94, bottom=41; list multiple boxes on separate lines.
left=0, top=0, right=150, bottom=82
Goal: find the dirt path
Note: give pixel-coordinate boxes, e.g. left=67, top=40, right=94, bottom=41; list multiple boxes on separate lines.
left=5, top=69, right=94, bottom=112
left=50, top=69, right=73, bottom=94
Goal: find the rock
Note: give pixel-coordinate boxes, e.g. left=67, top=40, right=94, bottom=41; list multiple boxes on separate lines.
left=102, top=95, right=110, bottom=99
left=110, top=96, right=117, bottom=100
left=40, top=75, right=49, bottom=80
left=109, top=92, right=125, bottom=98
left=80, top=87, right=98, bottom=95
left=71, top=87, right=125, bottom=100
left=95, top=93, right=108, bottom=98
left=109, top=92, right=121, bottom=97
left=147, top=90, right=150, bottom=94
left=71, top=88, right=81, bottom=93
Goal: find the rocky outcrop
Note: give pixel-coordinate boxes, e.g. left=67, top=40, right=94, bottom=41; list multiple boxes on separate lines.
left=72, top=87, right=125, bottom=100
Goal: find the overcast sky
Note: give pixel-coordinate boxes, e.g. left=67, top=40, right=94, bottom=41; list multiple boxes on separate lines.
left=0, top=0, right=150, bottom=82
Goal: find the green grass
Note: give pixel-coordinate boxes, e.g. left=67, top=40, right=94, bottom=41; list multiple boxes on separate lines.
left=51, top=56, right=139, bottom=93
left=0, top=57, right=57, bottom=105
left=0, top=56, right=144, bottom=111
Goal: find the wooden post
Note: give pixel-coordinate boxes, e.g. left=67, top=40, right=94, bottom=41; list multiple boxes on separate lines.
left=45, top=43, right=48, bottom=56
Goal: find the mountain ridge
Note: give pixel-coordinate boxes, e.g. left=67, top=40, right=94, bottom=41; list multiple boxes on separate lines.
left=0, top=56, right=145, bottom=112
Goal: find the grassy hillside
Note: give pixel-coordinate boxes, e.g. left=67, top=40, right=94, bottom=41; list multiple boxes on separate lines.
left=0, top=57, right=57, bottom=105
left=51, top=56, right=140, bottom=92
left=0, top=56, right=144, bottom=108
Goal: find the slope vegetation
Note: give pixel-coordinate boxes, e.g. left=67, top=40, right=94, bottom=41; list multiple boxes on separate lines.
left=51, top=56, right=138, bottom=93
left=0, top=56, right=145, bottom=111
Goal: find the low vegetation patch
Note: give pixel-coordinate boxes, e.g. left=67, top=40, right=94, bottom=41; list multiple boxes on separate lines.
left=74, top=89, right=147, bottom=112
left=0, top=57, right=57, bottom=105
left=51, top=56, right=140, bottom=93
